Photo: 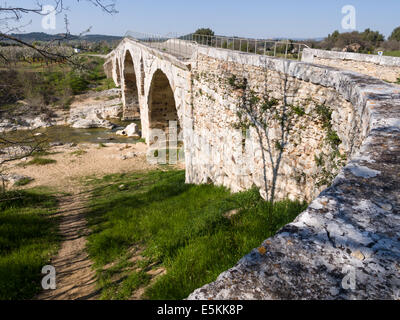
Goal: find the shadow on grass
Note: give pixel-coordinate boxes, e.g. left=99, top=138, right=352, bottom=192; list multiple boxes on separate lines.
left=0, top=189, right=59, bottom=300
left=84, top=169, right=308, bottom=300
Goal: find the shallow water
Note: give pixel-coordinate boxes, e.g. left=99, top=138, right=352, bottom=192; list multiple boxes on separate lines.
left=4, top=120, right=142, bottom=145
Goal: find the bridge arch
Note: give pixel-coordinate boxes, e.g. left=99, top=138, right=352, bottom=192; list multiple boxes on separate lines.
left=122, top=49, right=140, bottom=120
left=147, top=68, right=182, bottom=147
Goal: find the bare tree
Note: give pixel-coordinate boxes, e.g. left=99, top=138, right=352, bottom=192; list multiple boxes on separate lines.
left=227, top=65, right=300, bottom=204
left=0, top=1, right=117, bottom=193
left=0, top=0, right=117, bottom=63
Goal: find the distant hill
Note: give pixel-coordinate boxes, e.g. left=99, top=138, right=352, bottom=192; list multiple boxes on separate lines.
left=3, top=32, right=123, bottom=43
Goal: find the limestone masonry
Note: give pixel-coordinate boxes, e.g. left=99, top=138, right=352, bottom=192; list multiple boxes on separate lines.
left=302, top=48, right=400, bottom=83
left=105, top=39, right=400, bottom=299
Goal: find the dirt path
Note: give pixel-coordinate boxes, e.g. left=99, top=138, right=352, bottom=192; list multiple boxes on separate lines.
left=5, top=141, right=183, bottom=300
left=35, top=190, right=99, bottom=300
left=11, top=142, right=164, bottom=300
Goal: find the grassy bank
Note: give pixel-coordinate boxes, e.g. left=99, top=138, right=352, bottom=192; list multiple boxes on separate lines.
left=0, top=55, right=115, bottom=111
left=384, top=50, right=400, bottom=57
left=0, top=189, right=59, bottom=300
left=85, top=169, right=307, bottom=300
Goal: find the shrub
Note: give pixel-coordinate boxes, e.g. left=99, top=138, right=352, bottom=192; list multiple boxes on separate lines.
left=25, top=157, right=56, bottom=166
left=69, top=76, right=89, bottom=95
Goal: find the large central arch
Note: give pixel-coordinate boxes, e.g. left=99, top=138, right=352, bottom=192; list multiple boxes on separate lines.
left=147, top=69, right=183, bottom=162
left=122, top=50, right=140, bottom=120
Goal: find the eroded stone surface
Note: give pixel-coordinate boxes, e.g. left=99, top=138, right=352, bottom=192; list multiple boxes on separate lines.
left=302, top=48, right=400, bottom=83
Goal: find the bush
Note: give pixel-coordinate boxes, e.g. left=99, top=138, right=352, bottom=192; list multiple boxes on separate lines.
left=389, top=26, right=400, bottom=42
left=25, top=157, right=56, bottom=166
left=69, top=76, right=89, bottom=95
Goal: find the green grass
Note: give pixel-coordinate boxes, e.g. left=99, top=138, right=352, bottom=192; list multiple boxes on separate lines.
left=24, top=157, right=57, bottom=166
left=85, top=169, right=307, bottom=300
left=70, top=150, right=87, bottom=157
left=383, top=50, right=400, bottom=57
left=14, top=177, right=33, bottom=187
left=0, top=189, right=59, bottom=300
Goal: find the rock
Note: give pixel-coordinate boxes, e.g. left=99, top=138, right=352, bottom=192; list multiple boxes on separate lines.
left=119, top=152, right=137, bottom=160
left=49, top=142, right=64, bottom=147
left=116, top=123, right=139, bottom=137
left=342, top=43, right=361, bottom=53
left=66, top=143, right=77, bottom=148
left=1, top=174, right=33, bottom=187
left=351, top=250, right=365, bottom=261
left=28, top=116, right=52, bottom=130
left=223, top=209, right=239, bottom=219
left=69, top=113, right=115, bottom=129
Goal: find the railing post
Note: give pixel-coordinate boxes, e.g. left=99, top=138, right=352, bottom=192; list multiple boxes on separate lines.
left=285, top=40, right=288, bottom=59
left=274, top=42, right=277, bottom=57
left=255, top=40, right=257, bottom=54
left=298, top=44, right=301, bottom=60
left=264, top=41, right=266, bottom=56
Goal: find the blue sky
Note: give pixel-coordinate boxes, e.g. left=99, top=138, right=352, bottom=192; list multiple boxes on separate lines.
left=13, top=0, right=400, bottom=39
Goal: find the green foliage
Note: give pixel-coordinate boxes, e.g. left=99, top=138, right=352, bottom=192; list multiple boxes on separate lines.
left=290, top=105, right=305, bottom=116
left=25, top=157, right=56, bottom=166
left=327, top=130, right=341, bottom=147
left=70, top=149, right=87, bottom=156
left=1, top=56, right=111, bottom=108
left=261, top=97, right=279, bottom=112
left=85, top=170, right=307, bottom=300
left=389, top=26, right=400, bottom=42
left=227, top=74, right=247, bottom=90
left=382, top=51, right=400, bottom=57
left=14, top=177, right=33, bottom=187
left=0, top=189, right=59, bottom=300
left=275, top=141, right=284, bottom=151
left=314, top=154, right=325, bottom=167
left=194, top=28, right=215, bottom=37
left=315, top=104, right=342, bottom=148
left=69, top=76, right=89, bottom=95
left=323, top=29, right=385, bottom=52
left=315, top=104, right=332, bottom=128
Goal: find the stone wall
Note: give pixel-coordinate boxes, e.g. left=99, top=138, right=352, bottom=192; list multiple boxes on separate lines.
left=302, top=48, right=400, bottom=83
left=188, top=48, right=400, bottom=300
left=187, top=49, right=362, bottom=203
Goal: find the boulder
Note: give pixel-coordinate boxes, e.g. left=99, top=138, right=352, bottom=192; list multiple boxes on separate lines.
left=69, top=113, right=115, bottom=129
left=343, top=43, right=361, bottom=53
left=1, top=174, right=33, bottom=187
left=116, top=123, right=140, bottom=138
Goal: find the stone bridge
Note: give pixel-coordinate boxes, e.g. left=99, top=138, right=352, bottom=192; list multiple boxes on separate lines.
left=104, top=37, right=400, bottom=299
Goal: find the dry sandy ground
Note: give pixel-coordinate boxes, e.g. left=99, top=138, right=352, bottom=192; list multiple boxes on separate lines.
left=4, top=142, right=183, bottom=300
left=6, top=142, right=158, bottom=193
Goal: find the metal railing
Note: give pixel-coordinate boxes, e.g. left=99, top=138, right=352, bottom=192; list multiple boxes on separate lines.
left=124, top=31, right=309, bottom=61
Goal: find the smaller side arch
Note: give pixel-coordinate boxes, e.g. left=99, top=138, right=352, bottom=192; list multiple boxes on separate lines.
left=115, top=58, right=121, bottom=86
left=122, top=49, right=140, bottom=120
